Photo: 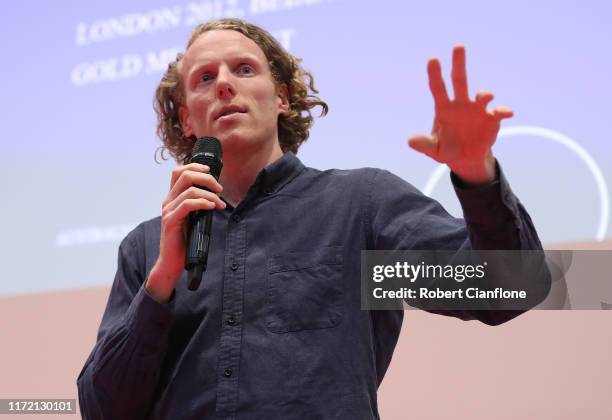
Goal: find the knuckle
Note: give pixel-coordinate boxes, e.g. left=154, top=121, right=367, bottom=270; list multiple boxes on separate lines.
left=161, top=212, right=173, bottom=227
left=188, top=186, right=203, bottom=197
left=192, top=173, right=204, bottom=184
left=177, top=200, right=190, bottom=214
left=162, top=199, right=175, bottom=214
left=174, top=172, right=186, bottom=188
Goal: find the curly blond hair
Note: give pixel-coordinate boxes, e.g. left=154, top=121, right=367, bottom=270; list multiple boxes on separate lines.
left=154, top=18, right=328, bottom=164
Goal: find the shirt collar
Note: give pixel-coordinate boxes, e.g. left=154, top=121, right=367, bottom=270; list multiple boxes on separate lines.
left=257, top=152, right=305, bottom=195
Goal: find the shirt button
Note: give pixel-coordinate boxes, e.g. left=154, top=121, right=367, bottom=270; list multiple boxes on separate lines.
left=231, top=262, right=238, bottom=271
left=227, top=316, right=236, bottom=326
left=232, top=214, right=241, bottom=223
left=224, top=368, right=233, bottom=378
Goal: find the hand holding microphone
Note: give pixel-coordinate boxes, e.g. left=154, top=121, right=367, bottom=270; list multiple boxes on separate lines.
left=184, top=137, right=223, bottom=290
left=146, top=137, right=223, bottom=302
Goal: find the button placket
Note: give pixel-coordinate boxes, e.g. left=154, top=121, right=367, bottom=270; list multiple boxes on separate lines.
left=215, top=216, right=247, bottom=418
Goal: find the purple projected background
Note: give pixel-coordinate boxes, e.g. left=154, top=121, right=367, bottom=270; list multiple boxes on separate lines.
left=1, top=0, right=610, bottom=295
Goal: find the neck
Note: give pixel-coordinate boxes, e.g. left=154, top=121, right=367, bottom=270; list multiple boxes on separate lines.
left=219, top=140, right=284, bottom=207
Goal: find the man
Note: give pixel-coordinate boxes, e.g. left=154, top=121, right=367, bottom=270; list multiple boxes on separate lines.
left=77, top=18, right=543, bottom=419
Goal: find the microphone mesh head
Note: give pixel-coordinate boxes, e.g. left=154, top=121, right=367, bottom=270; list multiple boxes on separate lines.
left=192, top=136, right=222, bottom=158
left=190, top=136, right=223, bottom=179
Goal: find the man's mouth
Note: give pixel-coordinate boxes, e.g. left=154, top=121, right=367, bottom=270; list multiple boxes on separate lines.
left=215, top=106, right=247, bottom=120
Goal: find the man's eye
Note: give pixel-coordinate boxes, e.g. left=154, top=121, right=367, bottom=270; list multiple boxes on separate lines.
left=238, top=65, right=254, bottom=74
left=200, top=73, right=213, bottom=82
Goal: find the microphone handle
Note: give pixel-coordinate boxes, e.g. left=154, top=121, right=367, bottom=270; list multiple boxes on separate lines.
left=184, top=136, right=223, bottom=291
left=186, top=206, right=214, bottom=290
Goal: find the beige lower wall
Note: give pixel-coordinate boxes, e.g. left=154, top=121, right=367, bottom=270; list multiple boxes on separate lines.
left=1, top=241, right=611, bottom=419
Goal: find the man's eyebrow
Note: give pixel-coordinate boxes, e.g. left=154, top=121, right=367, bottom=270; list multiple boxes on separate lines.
left=186, top=62, right=213, bottom=84
left=226, top=52, right=261, bottom=63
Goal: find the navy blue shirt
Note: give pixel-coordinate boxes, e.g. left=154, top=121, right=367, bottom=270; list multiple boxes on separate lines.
left=77, top=152, right=542, bottom=419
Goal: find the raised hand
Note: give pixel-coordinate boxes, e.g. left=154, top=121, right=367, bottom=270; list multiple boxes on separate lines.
left=408, top=45, right=513, bottom=185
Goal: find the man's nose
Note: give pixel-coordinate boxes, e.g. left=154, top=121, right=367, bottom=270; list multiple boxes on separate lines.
left=216, top=67, right=235, bottom=99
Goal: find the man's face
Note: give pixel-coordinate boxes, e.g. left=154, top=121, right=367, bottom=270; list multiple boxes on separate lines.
left=179, top=29, right=289, bottom=155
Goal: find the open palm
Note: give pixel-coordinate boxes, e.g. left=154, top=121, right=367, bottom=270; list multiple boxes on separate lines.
left=409, top=46, right=513, bottom=184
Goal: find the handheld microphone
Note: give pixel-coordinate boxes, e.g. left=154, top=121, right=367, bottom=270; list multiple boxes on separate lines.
left=185, top=136, right=223, bottom=290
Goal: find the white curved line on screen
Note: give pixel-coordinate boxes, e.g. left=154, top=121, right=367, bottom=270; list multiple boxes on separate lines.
left=422, top=125, right=609, bottom=242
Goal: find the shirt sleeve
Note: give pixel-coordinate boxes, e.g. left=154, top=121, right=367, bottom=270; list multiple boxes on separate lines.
left=366, top=160, right=546, bottom=325
left=77, top=223, right=174, bottom=420
left=450, top=161, right=543, bottom=251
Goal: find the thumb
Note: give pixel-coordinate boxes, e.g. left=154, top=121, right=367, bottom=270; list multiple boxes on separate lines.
left=408, top=135, right=438, bottom=159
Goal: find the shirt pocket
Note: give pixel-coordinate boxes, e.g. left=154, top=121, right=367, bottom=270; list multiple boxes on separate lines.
left=266, top=246, right=344, bottom=333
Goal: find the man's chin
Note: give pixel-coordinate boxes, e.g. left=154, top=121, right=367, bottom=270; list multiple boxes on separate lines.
left=215, top=132, right=245, bottom=146
left=214, top=132, right=260, bottom=154
left=200, top=127, right=272, bottom=155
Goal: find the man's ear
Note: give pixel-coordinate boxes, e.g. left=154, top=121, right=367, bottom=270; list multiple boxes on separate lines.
left=179, top=105, right=194, bottom=137
left=277, top=84, right=290, bottom=115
